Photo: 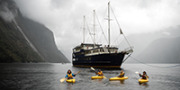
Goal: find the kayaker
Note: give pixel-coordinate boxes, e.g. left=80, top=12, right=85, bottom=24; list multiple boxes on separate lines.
left=118, top=70, right=125, bottom=77
left=139, top=71, right=148, bottom=79
left=96, top=69, right=103, bottom=76
left=65, top=69, right=76, bottom=79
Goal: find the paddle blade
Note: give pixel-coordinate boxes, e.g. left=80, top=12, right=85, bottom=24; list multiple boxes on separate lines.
left=104, top=76, right=107, bottom=79
left=76, top=71, right=81, bottom=74
left=135, top=71, right=139, bottom=74
left=60, top=78, right=66, bottom=83
left=91, top=67, right=95, bottom=71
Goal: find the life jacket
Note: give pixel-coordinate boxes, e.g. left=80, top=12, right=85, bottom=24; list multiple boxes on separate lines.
left=98, top=71, right=103, bottom=76
left=142, top=75, right=148, bottom=79
left=120, top=72, right=125, bottom=77
left=67, top=73, right=73, bottom=78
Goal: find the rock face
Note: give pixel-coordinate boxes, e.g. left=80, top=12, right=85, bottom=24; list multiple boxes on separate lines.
left=0, top=0, right=69, bottom=63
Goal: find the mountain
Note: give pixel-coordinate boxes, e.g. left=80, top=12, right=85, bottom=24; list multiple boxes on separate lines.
left=122, top=25, right=180, bottom=63
left=15, top=12, right=69, bottom=63
left=0, top=17, right=43, bottom=63
left=0, top=0, right=69, bottom=63
left=137, top=37, right=180, bottom=63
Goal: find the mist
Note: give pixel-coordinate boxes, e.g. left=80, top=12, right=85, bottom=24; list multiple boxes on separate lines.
left=0, top=0, right=17, bottom=22
left=14, top=0, right=180, bottom=61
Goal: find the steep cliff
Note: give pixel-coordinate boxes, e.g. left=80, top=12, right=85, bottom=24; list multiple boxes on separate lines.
left=15, top=12, right=69, bottom=63
left=0, top=0, right=69, bottom=63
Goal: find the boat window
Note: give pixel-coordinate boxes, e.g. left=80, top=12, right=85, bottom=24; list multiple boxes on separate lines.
left=93, top=49, right=98, bottom=53
left=100, top=48, right=104, bottom=52
left=85, top=50, right=91, bottom=54
left=81, top=52, right=84, bottom=54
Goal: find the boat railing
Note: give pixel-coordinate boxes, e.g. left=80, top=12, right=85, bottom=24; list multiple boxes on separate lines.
left=85, top=52, right=109, bottom=56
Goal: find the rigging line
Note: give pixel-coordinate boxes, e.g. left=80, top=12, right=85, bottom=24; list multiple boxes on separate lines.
left=86, top=20, right=96, bottom=44
left=130, top=56, right=180, bottom=68
left=122, top=33, right=132, bottom=49
left=113, top=34, right=121, bottom=45
left=110, top=6, right=132, bottom=49
left=123, top=53, right=132, bottom=63
left=95, top=13, right=108, bottom=44
left=96, top=31, right=103, bottom=44
left=86, top=36, right=91, bottom=42
left=114, top=35, right=124, bottom=46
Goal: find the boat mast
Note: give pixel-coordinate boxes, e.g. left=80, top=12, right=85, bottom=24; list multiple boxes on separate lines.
left=93, top=10, right=96, bottom=45
left=108, top=2, right=110, bottom=47
left=83, top=16, right=85, bottom=43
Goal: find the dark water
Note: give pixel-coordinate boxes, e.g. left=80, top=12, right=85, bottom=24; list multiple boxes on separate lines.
left=0, top=63, right=180, bottom=90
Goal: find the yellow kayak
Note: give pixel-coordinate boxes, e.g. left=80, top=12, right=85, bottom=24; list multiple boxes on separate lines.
left=138, top=78, right=149, bottom=83
left=109, top=76, right=128, bottom=81
left=66, top=79, right=75, bottom=83
left=91, top=76, right=106, bottom=79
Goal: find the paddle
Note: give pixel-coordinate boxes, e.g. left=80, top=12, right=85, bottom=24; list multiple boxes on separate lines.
left=60, top=71, right=81, bottom=83
left=138, top=71, right=149, bottom=78
left=135, top=71, right=140, bottom=74
left=76, top=71, right=81, bottom=75
left=135, top=71, right=149, bottom=79
left=90, top=67, right=96, bottom=72
left=60, top=78, right=66, bottom=83
left=91, top=67, right=98, bottom=74
left=90, top=67, right=106, bottom=79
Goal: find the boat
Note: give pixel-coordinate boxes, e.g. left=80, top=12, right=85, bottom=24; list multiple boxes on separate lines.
left=138, top=79, right=149, bottom=83
left=91, top=76, right=106, bottom=79
left=72, top=2, right=133, bottom=69
left=66, top=79, right=76, bottom=83
left=109, top=76, right=128, bottom=81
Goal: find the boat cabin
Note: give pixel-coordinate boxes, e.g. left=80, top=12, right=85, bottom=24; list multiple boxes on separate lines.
left=73, top=43, right=118, bottom=56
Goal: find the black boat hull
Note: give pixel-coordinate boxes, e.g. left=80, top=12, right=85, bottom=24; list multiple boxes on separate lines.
left=73, top=53, right=125, bottom=68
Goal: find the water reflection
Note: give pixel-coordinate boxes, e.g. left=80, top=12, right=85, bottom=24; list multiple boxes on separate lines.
left=139, top=82, right=149, bottom=87
left=91, top=79, right=103, bottom=82
left=66, top=83, right=73, bottom=90
left=1, top=63, right=180, bottom=90
left=120, top=80, right=125, bottom=84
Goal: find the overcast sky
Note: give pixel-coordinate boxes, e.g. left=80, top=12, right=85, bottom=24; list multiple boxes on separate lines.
left=14, top=0, right=180, bottom=60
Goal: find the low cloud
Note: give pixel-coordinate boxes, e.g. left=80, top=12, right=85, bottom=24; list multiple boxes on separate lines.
left=14, top=0, right=180, bottom=59
left=0, top=0, right=17, bottom=22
